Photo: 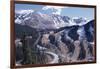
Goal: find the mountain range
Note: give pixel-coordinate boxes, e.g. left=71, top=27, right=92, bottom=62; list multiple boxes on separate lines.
left=15, top=10, right=88, bottom=30
left=15, top=10, right=95, bottom=64
left=15, top=10, right=94, bottom=42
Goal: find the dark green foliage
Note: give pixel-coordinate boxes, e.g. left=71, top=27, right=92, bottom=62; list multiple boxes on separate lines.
left=84, top=20, right=94, bottom=42
left=15, top=23, right=38, bottom=41
left=15, top=24, right=47, bottom=64
left=21, top=34, right=35, bottom=64
left=15, top=23, right=39, bottom=64
left=16, top=45, right=23, bottom=61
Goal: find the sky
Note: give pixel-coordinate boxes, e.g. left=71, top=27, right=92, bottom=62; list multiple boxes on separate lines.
left=15, top=4, right=95, bottom=20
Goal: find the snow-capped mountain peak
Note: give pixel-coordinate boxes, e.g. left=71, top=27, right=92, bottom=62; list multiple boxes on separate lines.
left=15, top=10, right=90, bottom=30
left=15, top=10, right=34, bottom=24
left=72, top=17, right=87, bottom=26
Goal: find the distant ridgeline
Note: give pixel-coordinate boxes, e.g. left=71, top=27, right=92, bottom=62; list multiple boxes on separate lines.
left=15, top=19, right=94, bottom=42
left=15, top=11, right=95, bottom=65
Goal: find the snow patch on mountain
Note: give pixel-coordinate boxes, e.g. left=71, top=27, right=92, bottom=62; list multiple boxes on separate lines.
left=15, top=10, right=91, bottom=30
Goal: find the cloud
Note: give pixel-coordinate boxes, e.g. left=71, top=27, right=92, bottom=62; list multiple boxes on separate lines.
left=52, top=8, right=61, bottom=15
left=15, top=10, right=34, bottom=14
left=42, top=6, right=66, bottom=15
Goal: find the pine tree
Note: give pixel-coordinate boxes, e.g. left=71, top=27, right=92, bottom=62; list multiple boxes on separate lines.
left=21, top=33, right=35, bottom=64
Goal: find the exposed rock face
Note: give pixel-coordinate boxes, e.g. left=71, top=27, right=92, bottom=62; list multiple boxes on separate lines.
left=15, top=10, right=95, bottom=65
left=15, top=10, right=88, bottom=30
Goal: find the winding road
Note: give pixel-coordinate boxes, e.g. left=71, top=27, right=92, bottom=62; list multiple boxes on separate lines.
left=37, top=45, right=59, bottom=64
left=16, top=46, right=59, bottom=65
left=45, top=51, right=59, bottom=64
left=34, top=32, right=59, bottom=64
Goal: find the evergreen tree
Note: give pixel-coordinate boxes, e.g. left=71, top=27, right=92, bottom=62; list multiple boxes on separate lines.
left=21, top=33, right=35, bottom=64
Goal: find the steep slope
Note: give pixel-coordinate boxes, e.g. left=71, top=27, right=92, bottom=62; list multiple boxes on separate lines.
left=15, top=10, right=95, bottom=64
left=15, top=10, right=88, bottom=30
